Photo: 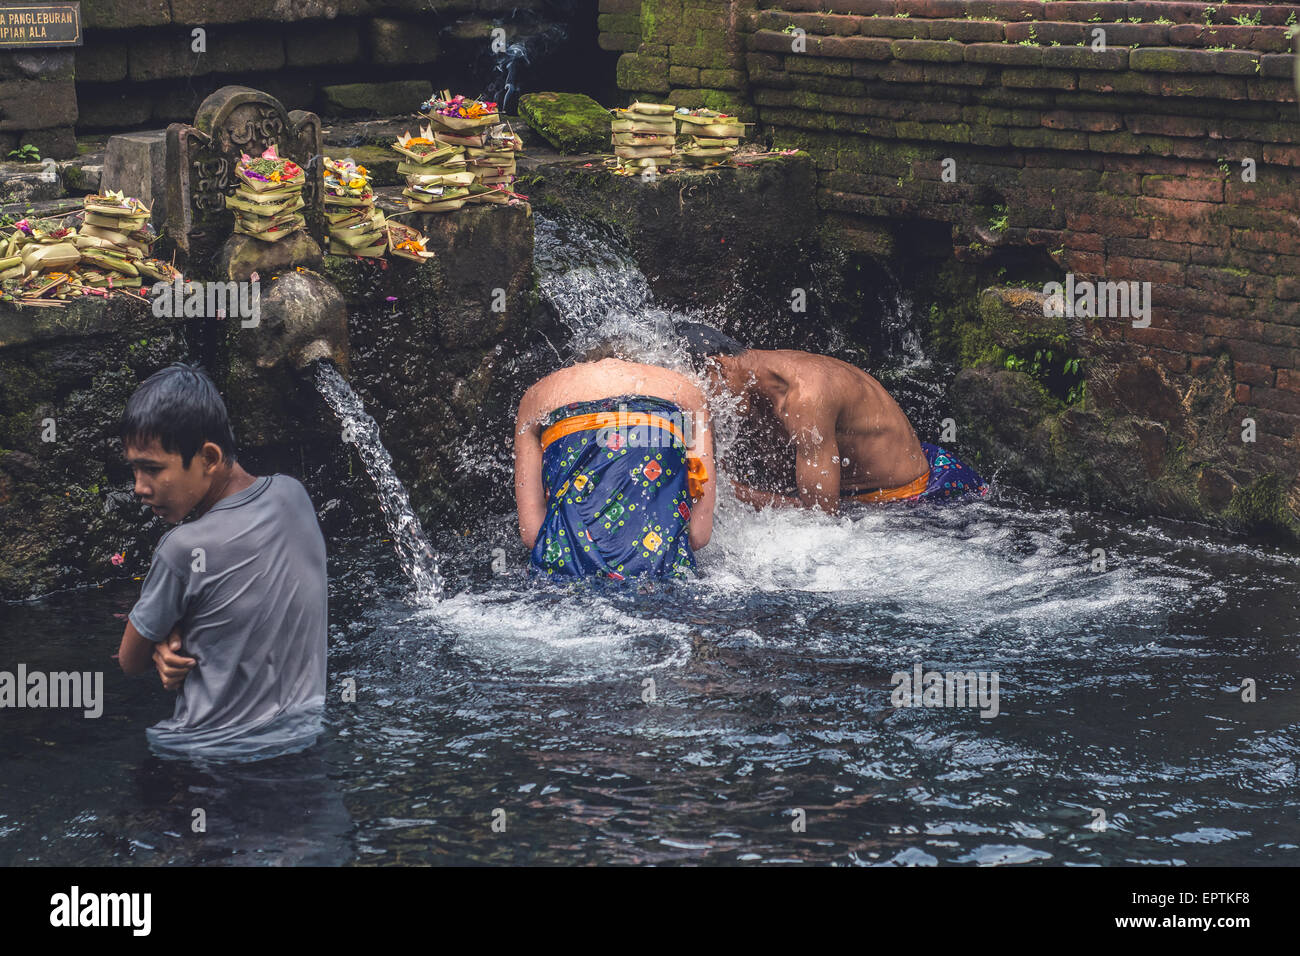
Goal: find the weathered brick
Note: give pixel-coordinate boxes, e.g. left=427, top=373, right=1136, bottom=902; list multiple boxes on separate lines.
left=1005, top=22, right=1087, bottom=45
left=1221, top=337, right=1300, bottom=368
left=1168, top=24, right=1295, bottom=53
left=1009, top=127, right=1088, bottom=148
left=1092, top=23, right=1171, bottom=47
left=1040, top=109, right=1122, bottom=132
left=617, top=52, right=670, bottom=92
left=670, top=42, right=743, bottom=69
left=1141, top=174, right=1225, bottom=202
left=964, top=0, right=1046, bottom=20
left=1131, top=48, right=1220, bottom=73
left=1260, top=53, right=1294, bottom=79
left=817, top=35, right=893, bottom=60
left=1125, top=114, right=1207, bottom=138
left=1248, top=79, right=1297, bottom=103
left=1080, top=70, right=1249, bottom=100
left=1149, top=217, right=1230, bottom=246
left=600, top=32, right=641, bottom=52
left=831, top=0, right=897, bottom=13
left=921, top=19, right=1005, bottom=43
left=907, top=0, right=966, bottom=16
left=669, top=65, right=700, bottom=86
left=1122, top=2, right=1202, bottom=23
left=1044, top=2, right=1132, bottom=21
left=1128, top=327, right=1206, bottom=352
left=1107, top=254, right=1186, bottom=284
left=858, top=20, right=930, bottom=39
left=1002, top=68, right=1078, bottom=91
left=1253, top=386, right=1300, bottom=416
left=922, top=63, right=994, bottom=86
left=889, top=39, right=972, bottom=64
left=964, top=42, right=1043, bottom=67
left=85, top=0, right=170, bottom=29
left=700, top=68, right=745, bottom=88
left=1098, top=170, right=1142, bottom=194
left=1235, top=362, right=1276, bottom=386
left=1109, top=236, right=1195, bottom=263
left=598, top=12, right=641, bottom=34
left=1039, top=47, right=1129, bottom=71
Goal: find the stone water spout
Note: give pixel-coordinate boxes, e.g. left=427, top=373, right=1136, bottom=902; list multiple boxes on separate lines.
left=247, top=269, right=350, bottom=373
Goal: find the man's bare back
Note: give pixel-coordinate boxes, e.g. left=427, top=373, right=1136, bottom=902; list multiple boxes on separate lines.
left=517, top=358, right=705, bottom=425
left=514, top=358, right=716, bottom=553
left=709, top=349, right=927, bottom=512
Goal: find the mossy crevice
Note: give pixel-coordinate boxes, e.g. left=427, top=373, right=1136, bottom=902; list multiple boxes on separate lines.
left=1226, top=473, right=1300, bottom=541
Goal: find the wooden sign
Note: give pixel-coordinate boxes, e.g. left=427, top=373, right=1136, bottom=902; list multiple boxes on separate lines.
left=0, top=2, right=81, bottom=48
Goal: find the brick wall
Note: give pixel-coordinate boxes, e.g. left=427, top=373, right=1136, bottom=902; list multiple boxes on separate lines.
left=603, top=0, right=1300, bottom=529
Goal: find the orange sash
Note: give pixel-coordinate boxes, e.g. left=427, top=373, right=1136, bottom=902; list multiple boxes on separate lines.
left=844, top=470, right=928, bottom=503
left=540, top=411, right=709, bottom=501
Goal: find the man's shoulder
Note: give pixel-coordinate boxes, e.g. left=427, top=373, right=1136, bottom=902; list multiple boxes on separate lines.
left=781, top=352, right=873, bottom=400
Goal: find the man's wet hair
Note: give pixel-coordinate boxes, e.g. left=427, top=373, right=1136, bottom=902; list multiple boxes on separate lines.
left=120, top=362, right=238, bottom=467
left=675, top=322, right=748, bottom=368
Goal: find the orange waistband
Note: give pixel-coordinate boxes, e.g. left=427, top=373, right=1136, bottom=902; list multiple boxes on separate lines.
left=844, top=470, right=929, bottom=503
left=541, top=411, right=709, bottom=501
left=541, top=411, right=687, bottom=451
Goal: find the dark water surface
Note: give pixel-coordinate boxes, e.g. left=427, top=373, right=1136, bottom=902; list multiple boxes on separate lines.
left=3, top=492, right=1297, bottom=866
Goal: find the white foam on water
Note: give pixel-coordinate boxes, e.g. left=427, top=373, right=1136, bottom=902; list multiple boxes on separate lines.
left=416, top=589, right=694, bottom=684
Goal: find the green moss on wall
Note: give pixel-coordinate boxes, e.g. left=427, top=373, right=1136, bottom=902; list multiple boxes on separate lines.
left=1226, top=473, right=1299, bottom=540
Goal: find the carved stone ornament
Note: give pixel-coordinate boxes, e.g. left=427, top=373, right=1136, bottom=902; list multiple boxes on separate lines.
left=164, top=85, right=326, bottom=276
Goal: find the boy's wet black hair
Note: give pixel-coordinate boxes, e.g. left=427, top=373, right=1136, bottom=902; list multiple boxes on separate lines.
left=675, top=322, right=748, bottom=368
left=120, top=362, right=238, bottom=467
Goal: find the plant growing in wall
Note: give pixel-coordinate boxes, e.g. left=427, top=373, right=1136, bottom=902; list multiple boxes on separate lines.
left=7, top=144, right=40, bottom=162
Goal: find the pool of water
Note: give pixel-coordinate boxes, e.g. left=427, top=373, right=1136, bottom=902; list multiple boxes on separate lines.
left=3, top=489, right=1297, bottom=866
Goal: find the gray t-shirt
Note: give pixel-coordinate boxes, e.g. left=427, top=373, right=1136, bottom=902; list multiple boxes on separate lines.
left=129, top=474, right=327, bottom=761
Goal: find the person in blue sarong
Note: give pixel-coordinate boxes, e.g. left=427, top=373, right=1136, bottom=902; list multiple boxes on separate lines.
left=513, top=345, right=716, bottom=580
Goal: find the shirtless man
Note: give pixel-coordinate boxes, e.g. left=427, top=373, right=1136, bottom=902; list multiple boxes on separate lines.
left=677, top=323, right=988, bottom=514
left=514, top=342, right=716, bottom=580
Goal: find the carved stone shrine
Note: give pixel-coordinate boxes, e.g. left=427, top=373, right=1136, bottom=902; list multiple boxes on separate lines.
left=164, top=85, right=326, bottom=279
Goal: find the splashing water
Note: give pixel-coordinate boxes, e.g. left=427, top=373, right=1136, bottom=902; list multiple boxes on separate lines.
left=531, top=211, right=752, bottom=460
left=9, top=213, right=1296, bottom=867
left=533, top=212, right=698, bottom=369
left=315, top=362, right=443, bottom=602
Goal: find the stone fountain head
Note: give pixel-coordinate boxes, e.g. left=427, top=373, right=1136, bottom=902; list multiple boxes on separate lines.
left=238, top=268, right=350, bottom=374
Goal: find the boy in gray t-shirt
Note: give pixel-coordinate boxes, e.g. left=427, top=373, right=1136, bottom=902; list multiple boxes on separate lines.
left=116, top=363, right=327, bottom=761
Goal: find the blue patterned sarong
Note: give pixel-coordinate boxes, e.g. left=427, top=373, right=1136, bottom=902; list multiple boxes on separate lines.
left=841, top=442, right=989, bottom=504
left=530, top=395, right=703, bottom=580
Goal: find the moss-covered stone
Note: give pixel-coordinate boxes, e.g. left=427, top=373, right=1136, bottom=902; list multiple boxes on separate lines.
left=616, top=53, right=670, bottom=93
left=1226, top=473, right=1300, bottom=540
left=518, top=92, right=612, bottom=154
left=978, top=287, right=1067, bottom=351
